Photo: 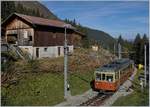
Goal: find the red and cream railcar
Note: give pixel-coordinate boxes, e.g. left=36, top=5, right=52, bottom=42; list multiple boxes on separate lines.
left=94, top=58, right=134, bottom=92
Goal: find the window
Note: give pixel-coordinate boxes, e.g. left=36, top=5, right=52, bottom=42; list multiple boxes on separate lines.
left=96, top=73, right=101, bottom=81
left=117, top=72, right=119, bottom=79
left=29, top=36, right=32, bottom=41
left=23, top=31, right=28, bottom=38
left=115, top=73, right=118, bottom=79
left=44, top=48, right=47, bottom=52
left=106, top=74, right=113, bottom=82
left=102, top=74, right=105, bottom=80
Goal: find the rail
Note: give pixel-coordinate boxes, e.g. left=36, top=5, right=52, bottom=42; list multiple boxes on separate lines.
left=80, top=93, right=112, bottom=106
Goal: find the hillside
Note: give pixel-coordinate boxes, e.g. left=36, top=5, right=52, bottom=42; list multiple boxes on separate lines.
left=14, top=1, right=58, bottom=20
left=85, top=27, right=116, bottom=50
left=1, top=1, right=58, bottom=21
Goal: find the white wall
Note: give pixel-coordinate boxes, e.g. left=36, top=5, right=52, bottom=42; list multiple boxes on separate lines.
left=19, top=45, right=74, bottom=59
left=19, top=46, right=34, bottom=56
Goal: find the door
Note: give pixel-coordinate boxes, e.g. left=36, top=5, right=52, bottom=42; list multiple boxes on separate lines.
left=58, top=47, right=61, bottom=56
left=36, top=48, right=39, bottom=58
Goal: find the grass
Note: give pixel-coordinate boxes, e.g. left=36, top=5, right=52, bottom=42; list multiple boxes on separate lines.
left=1, top=70, right=94, bottom=106
left=1, top=48, right=112, bottom=106
left=112, top=69, right=149, bottom=106
left=2, top=73, right=64, bottom=106
left=70, top=70, right=94, bottom=95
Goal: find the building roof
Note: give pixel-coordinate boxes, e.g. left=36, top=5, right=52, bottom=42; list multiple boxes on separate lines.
left=2, top=13, right=74, bottom=29
left=17, top=13, right=76, bottom=29
left=2, top=13, right=85, bottom=36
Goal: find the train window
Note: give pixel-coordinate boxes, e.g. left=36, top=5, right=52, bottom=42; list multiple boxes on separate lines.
left=115, top=72, right=118, bottom=79
left=96, top=73, right=101, bottom=81
left=106, top=75, right=113, bottom=82
left=102, top=74, right=105, bottom=80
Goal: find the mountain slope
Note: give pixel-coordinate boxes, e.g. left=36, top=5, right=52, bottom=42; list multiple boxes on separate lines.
left=14, top=1, right=58, bottom=19
left=85, top=27, right=116, bottom=50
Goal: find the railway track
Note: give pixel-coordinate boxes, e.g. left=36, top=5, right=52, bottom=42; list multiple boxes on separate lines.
left=80, top=93, right=112, bottom=106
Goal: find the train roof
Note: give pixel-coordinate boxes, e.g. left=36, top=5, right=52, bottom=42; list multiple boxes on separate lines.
left=96, top=58, right=133, bottom=72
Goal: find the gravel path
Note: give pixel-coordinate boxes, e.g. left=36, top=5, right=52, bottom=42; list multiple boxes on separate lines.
left=55, top=89, right=99, bottom=106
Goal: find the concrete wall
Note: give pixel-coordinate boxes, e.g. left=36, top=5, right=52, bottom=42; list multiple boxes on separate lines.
left=19, top=46, right=34, bottom=59
left=19, top=45, right=74, bottom=59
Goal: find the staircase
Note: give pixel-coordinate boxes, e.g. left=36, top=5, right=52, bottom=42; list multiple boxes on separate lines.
left=8, top=44, right=32, bottom=60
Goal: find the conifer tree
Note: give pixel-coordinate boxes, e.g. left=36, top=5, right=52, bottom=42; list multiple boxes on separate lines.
left=117, top=35, right=124, bottom=45
left=133, top=33, right=142, bottom=64
left=1, top=1, right=15, bottom=21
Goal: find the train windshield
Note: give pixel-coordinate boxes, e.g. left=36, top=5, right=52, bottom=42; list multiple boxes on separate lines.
left=96, top=73, right=101, bottom=81
left=95, top=72, right=114, bottom=82
left=106, top=74, right=113, bottom=82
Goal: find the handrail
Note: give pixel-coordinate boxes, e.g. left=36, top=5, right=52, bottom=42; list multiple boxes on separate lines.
left=7, top=44, right=31, bottom=60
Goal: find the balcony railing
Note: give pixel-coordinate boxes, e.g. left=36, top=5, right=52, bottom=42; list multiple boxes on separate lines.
left=18, top=40, right=33, bottom=46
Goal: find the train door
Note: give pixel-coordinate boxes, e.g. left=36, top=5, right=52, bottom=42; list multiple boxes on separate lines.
left=102, top=73, right=105, bottom=81
left=118, top=70, right=120, bottom=86
left=115, top=71, right=120, bottom=88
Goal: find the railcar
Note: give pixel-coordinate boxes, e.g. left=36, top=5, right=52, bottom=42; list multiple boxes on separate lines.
left=94, top=58, right=134, bottom=92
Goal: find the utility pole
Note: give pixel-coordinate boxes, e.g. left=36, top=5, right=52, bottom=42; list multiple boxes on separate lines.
left=64, top=25, right=68, bottom=99
left=63, top=24, right=71, bottom=99
left=144, top=45, right=147, bottom=87
left=118, top=43, right=122, bottom=59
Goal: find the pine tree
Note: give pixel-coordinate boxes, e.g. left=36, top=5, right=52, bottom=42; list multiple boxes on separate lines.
left=35, top=8, right=41, bottom=17
left=117, top=35, right=124, bottom=45
left=143, top=34, right=149, bottom=44
left=1, top=1, right=15, bottom=21
left=16, top=3, right=24, bottom=13
left=72, top=19, right=76, bottom=26
left=133, top=33, right=142, bottom=64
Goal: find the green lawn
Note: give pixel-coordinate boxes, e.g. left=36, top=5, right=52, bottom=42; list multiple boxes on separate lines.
left=1, top=70, right=94, bottom=106
left=112, top=69, right=149, bottom=106
left=70, top=71, right=94, bottom=95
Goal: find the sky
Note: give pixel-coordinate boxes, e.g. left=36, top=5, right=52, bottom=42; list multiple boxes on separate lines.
left=41, top=1, right=149, bottom=40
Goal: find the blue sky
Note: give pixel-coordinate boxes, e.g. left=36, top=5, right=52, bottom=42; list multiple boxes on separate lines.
left=41, top=1, right=149, bottom=40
